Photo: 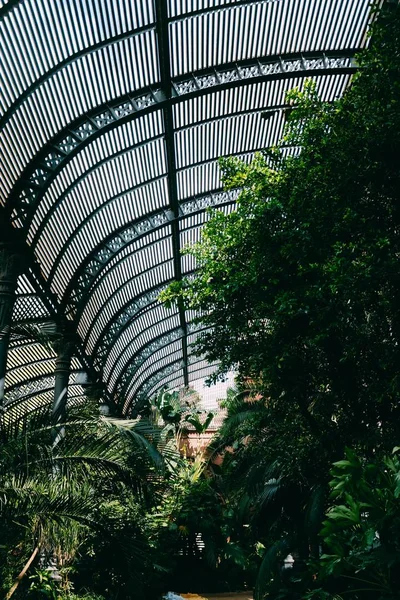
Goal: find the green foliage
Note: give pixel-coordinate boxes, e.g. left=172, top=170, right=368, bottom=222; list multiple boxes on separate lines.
left=162, top=5, right=400, bottom=456
left=0, top=399, right=162, bottom=599
left=28, top=569, right=59, bottom=599
left=317, top=448, right=400, bottom=599
left=159, top=5, right=400, bottom=599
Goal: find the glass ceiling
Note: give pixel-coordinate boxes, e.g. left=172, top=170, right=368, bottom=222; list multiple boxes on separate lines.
left=0, top=0, right=379, bottom=415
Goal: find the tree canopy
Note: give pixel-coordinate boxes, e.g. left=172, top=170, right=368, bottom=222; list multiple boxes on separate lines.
left=161, top=4, right=400, bottom=457
left=160, top=9, right=400, bottom=597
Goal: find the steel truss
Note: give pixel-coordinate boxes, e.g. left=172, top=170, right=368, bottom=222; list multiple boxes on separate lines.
left=0, top=0, right=376, bottom=410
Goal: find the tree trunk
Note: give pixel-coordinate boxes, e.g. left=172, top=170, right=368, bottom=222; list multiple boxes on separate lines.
left=5, top=545, right=39, bottom=600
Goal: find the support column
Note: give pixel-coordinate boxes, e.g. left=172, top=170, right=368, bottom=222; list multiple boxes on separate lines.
left=87, top=380, right=110, bottom=415
left=0, top=247, right=21, bottom=406
left=52, top=332, right=74, bottom=428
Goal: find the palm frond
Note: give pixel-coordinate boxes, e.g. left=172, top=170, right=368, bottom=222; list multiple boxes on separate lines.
left=254, top=538, right=291, bottom=600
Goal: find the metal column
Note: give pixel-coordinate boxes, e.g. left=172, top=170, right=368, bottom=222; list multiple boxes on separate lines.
left=52, top=331, right=74, bottom=428
left=0, top=246, right=21, bottom=405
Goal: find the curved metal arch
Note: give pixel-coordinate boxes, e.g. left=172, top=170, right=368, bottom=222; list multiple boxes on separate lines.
left=100, top=298, right=178, bottom=387
left=93, top=280, right=176, bottom=367
left=127, top=357, right=220, bottom=417
left=91, top=308, right=178, bottom=391
left=31, top=133, right=165, bottom=251
left=6, top=358, right=86, bottom=396
left=76, top=202, right=237, bottom=373
left=75, top=222, right=230, bottom=377
left=125, top=321, right=207, bottom=400
left=37, top=98, right=285, bottom=298
left=65, top=209, right=172, bottom=309
left=0, top=24, right=155, bottom=129
left=65, top=189, right=238, bottom=309
left=115, top=326, right=185, bottom=396
left=109, top=316, right=185, bottom=393
left=116, top=322, right=211, bottom=399
left=7, top=87, right=163, bottom=225
left=46, top=178, right=169, bottom=290
left=123, top=339, right=211, bottom=414
left=4, top=371, right=67, bottom=400
left=76, top=231, right=173, bottom=344
left=75, top=197, right=236, bottom=352
left=85, top=188, right=240, bottom=364
left=124, top=352, right=184, bottom=405
left=58, top=198, right=171, bottom=307
left=7, top=51, right=357, bottom=228
left=123, top=359, right=183, bottom=414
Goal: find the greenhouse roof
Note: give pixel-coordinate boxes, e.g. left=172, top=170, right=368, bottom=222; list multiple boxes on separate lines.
left=0, top=0, right=379, bottom=414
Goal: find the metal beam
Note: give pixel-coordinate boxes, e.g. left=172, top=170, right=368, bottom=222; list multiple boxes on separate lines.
left=0, top=245, right=22, bottom=405
left=118, top=322, right=211, bottom=401
left=64, top=190, right=238, bottom=312
left=30, top=135, right=165, bottom=252
left=52, top=329, right=74, bottom=428
left=31, top=103, right=289, bottom=274
left=156, top=0, right=186, bottom=383
left=0, top=24, right=155, bottom=129
left=6, top=51, right=358, bottom=229
left=0, top=209, right=115, bottom=411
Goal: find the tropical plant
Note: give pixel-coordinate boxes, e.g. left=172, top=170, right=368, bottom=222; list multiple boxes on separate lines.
left=316, top=448, right=400, bottom=599
left=0, top=398, right=162, bottom=599
left=27, top=568, right=59, bottom=599
left=160, top=4, right=400, bottom=598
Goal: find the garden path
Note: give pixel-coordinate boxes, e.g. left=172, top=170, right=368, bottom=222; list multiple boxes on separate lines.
left=181, top=593, right=253, bottom=600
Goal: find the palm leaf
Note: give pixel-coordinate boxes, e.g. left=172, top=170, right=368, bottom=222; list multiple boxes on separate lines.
left=254, top=538, right=291, bottom=600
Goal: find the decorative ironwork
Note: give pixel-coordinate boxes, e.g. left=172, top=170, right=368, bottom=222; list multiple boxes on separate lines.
left=12, top=295, right=50, bottom=323
left=7, top=51, right=356, bottom=229
left=173, top=54, right=355, bottom=96
left=9, top=90, right=160, bottom=227
left=5, top=375, right=56, bottom=403
left=116, top=328, right=183, bottom=395
left=181, top=189, right=240, bottom=214
left=67, top=190, right=237, bottom=309
left=93, top=285, right=166, bottom=367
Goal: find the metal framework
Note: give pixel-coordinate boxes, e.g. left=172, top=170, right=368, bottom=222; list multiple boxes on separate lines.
left=0, top=0, right=380, bottom=414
